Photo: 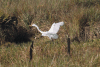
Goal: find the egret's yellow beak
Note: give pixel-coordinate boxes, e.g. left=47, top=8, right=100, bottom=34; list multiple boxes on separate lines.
left=29, top=25, right=32, bottom=27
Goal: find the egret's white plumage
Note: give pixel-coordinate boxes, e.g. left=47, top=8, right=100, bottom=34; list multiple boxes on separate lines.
left=31, top=21, right=64, bottom=39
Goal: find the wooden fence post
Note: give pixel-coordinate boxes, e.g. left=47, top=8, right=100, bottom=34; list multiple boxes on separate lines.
left=67, top=36, right=70, bottom=55
left=30, top=41, right=34, bottom=62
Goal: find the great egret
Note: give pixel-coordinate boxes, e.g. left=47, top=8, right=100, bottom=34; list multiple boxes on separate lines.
left=29, top=21, right=64, bottom=40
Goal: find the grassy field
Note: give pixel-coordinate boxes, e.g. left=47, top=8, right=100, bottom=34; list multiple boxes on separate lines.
left=0, top=0, right=100, bottom=67
left=0, top=39, right=100, bottom=67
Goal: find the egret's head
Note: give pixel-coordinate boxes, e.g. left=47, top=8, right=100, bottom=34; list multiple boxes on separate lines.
left=29, top=25, right=32, bottom=27
left=32, top=24, right=36, bottom=26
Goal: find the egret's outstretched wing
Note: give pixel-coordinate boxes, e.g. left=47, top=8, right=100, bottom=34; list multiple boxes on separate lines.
left=48, top=23, right=55, bottom=33
left=48, top=22, right=64, bottom=33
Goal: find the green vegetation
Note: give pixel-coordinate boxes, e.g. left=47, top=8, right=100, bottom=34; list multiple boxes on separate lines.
left=0, top=0, right=100, bottom=67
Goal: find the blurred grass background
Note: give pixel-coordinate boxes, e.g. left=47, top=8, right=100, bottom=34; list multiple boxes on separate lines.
left=0, top=0, right=100, bottom=67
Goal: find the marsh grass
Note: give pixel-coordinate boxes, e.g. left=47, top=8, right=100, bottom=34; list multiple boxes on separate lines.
left=0, top=0, right=100, bottom=67
left=0, top=39, right=100, bottom=67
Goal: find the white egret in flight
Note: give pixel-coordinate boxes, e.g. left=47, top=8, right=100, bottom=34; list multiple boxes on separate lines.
left=29, top=21, right=64, bottom=40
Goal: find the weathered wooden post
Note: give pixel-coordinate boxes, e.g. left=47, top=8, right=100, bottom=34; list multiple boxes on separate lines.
left=30, top=41, right=34, bottom=62
left=66, top=35, right=70, bottom=67
left=67, top=35, right=70, bottom=55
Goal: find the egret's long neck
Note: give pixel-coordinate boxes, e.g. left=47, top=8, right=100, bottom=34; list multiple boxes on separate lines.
left=33, top=25, right=43, bottom=33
